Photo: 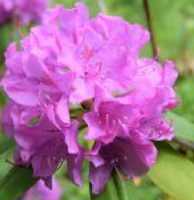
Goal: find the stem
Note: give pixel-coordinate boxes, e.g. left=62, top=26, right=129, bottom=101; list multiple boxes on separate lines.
left=112, top=172, right=127, bottom=200
left=89, top=183, right=93, bottom=200
left=143, top=0, right=158, bottom=58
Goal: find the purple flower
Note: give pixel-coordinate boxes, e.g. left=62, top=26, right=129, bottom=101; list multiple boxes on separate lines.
left=0, top=0, right=48, bottom=25
left=1, top=42, right=74, bottom=126
left=21, top=178, right=61, bottom=200
left=0, top=0, right=13, bottom=25
left=84, top=90, right=158, bottom=194
left=2, top=102, right=84, bottom=187
left=64, top=13, right=150, bottom=103
left=88, top=136, right=156, bottom=194
left=84, top=60, right=179, bottom=193
left=1, top=2, right=179, bottom=195
left=1, top=3, right=149, bottom=106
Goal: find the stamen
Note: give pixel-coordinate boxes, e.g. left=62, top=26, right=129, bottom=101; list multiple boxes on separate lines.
left=114, top=164, right=129, bottom=182
left=47, top=156, right=52, bottom=168
left=41, top=75, right=55, bottom=86
left=85, top=62, right=102, bottom=77
left=57, top=159, right=64, bottom=170
left=17, top=21, right=25, bottom=38
left=83, top=46, right=93, bottom=61
left=112, top=86, right=134, bottom=98
left=124, top=156, right=128, bottom=161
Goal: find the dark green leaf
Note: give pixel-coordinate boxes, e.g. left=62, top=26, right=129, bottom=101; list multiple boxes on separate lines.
left=0, top=138, right=15, bottom=155
left=0, top=167, right=37, bottom=200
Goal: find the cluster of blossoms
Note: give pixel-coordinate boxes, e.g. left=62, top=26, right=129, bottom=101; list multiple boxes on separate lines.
left=1, top=3, right=179, bottom=194
left=0, top=0, right=48, bottom=26
left=17, top=178, right=61, bottom=200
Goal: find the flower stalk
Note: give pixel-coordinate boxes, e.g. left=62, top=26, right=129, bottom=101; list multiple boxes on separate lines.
left=143, top=0, right=158, bottom=58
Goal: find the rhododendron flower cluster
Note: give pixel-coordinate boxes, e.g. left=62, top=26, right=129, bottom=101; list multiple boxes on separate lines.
left=0, top=0, right=48, bottom=25
left=1, top=3, right=179, bottom=194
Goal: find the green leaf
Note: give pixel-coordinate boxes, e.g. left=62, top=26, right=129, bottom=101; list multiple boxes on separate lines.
left=0, top=138, right=15, bottom=155
left=148, top=146, right=194, bottom=200
left=166, top=112, right=194, bottom=142
left=0, top=167, right=37, bottom=200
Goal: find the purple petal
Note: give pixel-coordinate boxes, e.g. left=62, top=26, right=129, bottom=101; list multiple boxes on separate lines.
left=99, top=135, right=157, bottom=177
left=65, top=121, right=79, bottom=154
left=89, top=163, right=112, bottom=194
left=86, top=143, right=104, bottom=167
left=23, top=178, right=61, bottom=200
left=84, top=112, right=106, bottom=141
left=67, top=148, right=84, bottom=186
left=22, top=53, right=45, bottom=78
left=56, top=96, right=70, bottom=124
left=163, top=60, right=178, bottom=86
left=1, top=102, right=15, bottom=136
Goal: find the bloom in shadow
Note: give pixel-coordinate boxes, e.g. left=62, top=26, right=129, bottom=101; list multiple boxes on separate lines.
left=0, top=0, right=49, bottom=25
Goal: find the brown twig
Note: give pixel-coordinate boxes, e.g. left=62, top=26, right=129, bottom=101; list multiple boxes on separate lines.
left=143, top=0, right=158, bottom=59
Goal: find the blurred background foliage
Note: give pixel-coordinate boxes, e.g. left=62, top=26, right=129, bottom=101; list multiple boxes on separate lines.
left=0, top=0, right=194, bottom=200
